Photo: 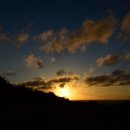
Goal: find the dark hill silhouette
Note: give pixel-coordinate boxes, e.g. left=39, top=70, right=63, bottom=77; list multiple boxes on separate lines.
left=0, top=76, right=68, bottom=106
left=0, top=76, right=130, bottom=129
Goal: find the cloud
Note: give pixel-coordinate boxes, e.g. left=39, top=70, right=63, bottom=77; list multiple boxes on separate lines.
left=85, top=69, right=130, bottom=87
left=124, top=53, right=130, bottom=61
left=96, top=52, right=130, bottom=67
left=24, top=54, right=44, bottom=69
left=56, top=69, right=66, bottom=76
left=1, top=71, right=16, bottom=76
left=34, top=30, right=54, bottom=41
left=56, top=69, right=75, bottom=76
left=33, top=76, right=44, bottom=81
left=66, top=15, right=116, bottom=53
left=120, top=13, right=130, bottom=41
left=36, top=15, right=116, bottom=53
left=47, top=75, right=79, bottom=88
left=22, top=80, right=52, bottom=90
left=0, top=27, right=10, bottom=44
left=122, top=13, right=130, bottom=31
left=40, top=28, right=67, bottom=53
left=47, top=76, right=79, bottom=84
left=0, top=33, right=9, bottom=43
left=96, top=54, right=120, bottom=66
left=22, top=75, right=80, bottom=90
left=51, top=57, right=56, bottom=64
left=13, top=33, right=29, bottom=47
left=0, top=25, right=29, bottom=46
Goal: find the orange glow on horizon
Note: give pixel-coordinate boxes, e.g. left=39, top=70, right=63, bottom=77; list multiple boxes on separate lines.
left=53, top=83, right=85, bottom=100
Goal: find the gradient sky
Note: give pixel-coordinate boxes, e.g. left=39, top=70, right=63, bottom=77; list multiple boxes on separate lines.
left=0, top=0, right=130, bottom=100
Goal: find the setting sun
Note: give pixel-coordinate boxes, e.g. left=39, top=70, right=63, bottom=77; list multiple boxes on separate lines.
left=55, top=87, right=71, bottom=99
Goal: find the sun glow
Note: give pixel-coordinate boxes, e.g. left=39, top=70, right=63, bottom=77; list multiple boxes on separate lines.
left=55, top=86, right=71, bottom=99
left=53, top=82, right=84, bottom=100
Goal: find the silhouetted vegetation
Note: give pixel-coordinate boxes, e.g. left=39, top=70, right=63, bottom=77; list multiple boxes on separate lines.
left=0, top=76, right=130, bottom=129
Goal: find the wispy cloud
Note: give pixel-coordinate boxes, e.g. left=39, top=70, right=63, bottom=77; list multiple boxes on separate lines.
left=22, top=75, right=80, bottom=90
left=50, top=57, right=56, bottom=64
left=120, top=13, right=130, bottom=41
left=47, top=76, right=79, bottom=87
left=56, top=69, right=67, bottom=76
left=96, top=54, right=120, bottom=66
left=34, top=15, right=116, bottom=53
left=124, top=53, right=130, bottom=61
left=0, top=26, right=10, bottom=44
left=56, top=69, right=75, bottom=76
left=34, top=30, right=54, bottom=41
left=96, top=52, right=130, bottom=67
left=24, top=54, right=44, bottom=69
left=39, top=28, right=67, bottom=53
left=1, top=12, right=130, bottom=52
left=33, top=76, right=44, bottom=81
left=22, top=80, right=51, bottom=90
left=13, top=33, right=29, bottom=47
left=85, top=70, right=130, bottom=87
left=0, top=25, right=29, bottom=47
left=1, top=71, right=16, bottom=76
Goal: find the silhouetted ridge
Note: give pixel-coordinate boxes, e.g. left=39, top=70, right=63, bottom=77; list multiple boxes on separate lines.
left=0, top=76, right=10, bottom=86
left=0, top=76, right=68, bottom=106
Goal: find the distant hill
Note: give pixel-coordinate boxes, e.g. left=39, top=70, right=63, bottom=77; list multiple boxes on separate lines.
left=0, top=76, right=68, bottom=107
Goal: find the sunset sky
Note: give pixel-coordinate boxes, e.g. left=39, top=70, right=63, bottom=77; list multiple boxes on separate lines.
left=0, top=0, right=130, bottom=100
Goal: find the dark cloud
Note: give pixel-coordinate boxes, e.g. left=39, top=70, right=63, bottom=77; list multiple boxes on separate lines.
left=24, top=54, right=44, bottom=69
left=96, top=54, right=120, bottom=66
left=33, top=76, right=44, bottom=81
left=47, top=76, right=79, bottom=88
left=36, top=15, right=116, bottom=53
left=59, top=83, right=65, bottom=88
left=85, top=70, right=130, bottom=87
left=48, top=77, right=73, bottom=84
left=22, top=80, right=52, bottom=90
left=47, top=75, right=79, bottom=88
left=96, top=52, right=130, bottom=67
left=22, top=75, right=79, bottom=90
left=111, top=69, right=125, bottom=76
left=56, top=69, right=75, bottom=76
left=1, top=71, right=16, bottom=76
left=56, top=69, right=67, bottom=76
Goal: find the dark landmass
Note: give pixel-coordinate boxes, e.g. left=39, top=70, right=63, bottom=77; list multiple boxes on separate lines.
left=0, top=76, right=130, bottom=129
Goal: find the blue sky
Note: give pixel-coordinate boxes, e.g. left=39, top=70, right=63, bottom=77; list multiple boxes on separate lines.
left=0, top=0, right=130, bottom=99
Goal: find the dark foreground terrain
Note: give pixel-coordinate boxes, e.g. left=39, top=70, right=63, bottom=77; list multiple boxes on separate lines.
left=0, top=76, right=130, bottom=129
